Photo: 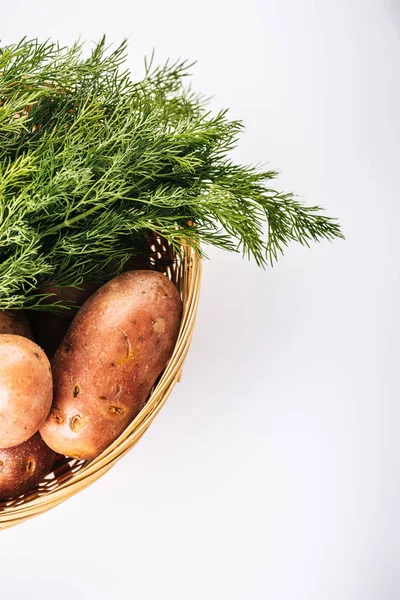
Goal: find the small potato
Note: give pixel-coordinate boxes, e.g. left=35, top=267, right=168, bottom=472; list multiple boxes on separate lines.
left=28, top=282, right=100, bottom=358
left=0, top=335, right=53, bottom=449
left=40, top=270, right=182, bottom=460
left=0, top=433, right=56, bottom=500
left=0, top=310, right=33, bottom=340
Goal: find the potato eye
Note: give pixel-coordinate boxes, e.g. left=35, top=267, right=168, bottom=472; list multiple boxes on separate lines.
left=69, top=414, right=88, bottom=432
left=26, top=459, right=35, bottom=472
left=108, top=406, right=124, bottom=415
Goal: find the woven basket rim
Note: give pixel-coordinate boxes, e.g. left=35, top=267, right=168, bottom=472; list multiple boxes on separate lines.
left=0, top=244, right=202, bottom=529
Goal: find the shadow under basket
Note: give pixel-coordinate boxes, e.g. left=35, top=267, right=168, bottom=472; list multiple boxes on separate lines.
left=0, top=238, right=201, bottom=530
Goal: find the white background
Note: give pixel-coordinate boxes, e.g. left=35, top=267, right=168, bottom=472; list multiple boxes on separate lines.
left=1, top=1, right=399, bottom=598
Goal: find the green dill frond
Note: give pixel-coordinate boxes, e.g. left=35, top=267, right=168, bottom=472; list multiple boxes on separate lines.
left=0, top=38, right=343, bottom=310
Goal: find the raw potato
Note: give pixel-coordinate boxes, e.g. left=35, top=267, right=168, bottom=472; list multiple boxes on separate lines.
left=0, top=335, right=53, bottom=449
left=0, top=310, right=33, bottom=340
left=28, top=282, right=100, bottom=358
left=40, top=270, right=182, bottom=460
left=0, top=433, right=56, bottom=500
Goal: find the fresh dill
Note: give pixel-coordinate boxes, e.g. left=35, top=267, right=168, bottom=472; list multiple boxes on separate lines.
left=0, top=37, right=343, bottom=310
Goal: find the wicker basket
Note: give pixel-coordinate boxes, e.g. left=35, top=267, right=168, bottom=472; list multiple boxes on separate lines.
left=0, top=237, right=201, bottom=530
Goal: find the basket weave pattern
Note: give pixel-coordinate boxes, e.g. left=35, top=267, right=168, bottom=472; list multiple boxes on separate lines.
left=0, top=238, right=201, bottom=530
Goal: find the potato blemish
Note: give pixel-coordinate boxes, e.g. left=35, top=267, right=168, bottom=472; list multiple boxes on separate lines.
left=73, top=384, right=80, bottom=398
left=69, top=414, right=88, bottom=432
left=108, top=406, right=124, bottom=415
left=152, top=317, right=166, bottom=334
left=0, top=460, right=3, bottom=472
left=26, top=459, right=35, bottom=472
left=52, top=412, right=64, bottom=424
left=116, top=329, right=136, bottom=366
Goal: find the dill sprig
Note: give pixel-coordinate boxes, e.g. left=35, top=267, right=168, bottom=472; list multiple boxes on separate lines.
left=0, top=37, right=343, bottom=310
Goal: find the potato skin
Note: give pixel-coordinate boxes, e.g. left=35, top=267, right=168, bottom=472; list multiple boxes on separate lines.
left=28, top=282, right=100, bottom=359
left=0, top=310, right=33, bottom=340
left=0, top=335, right=53, bottom=449
left=0, top=433, right=56, bottom=500
left=40, top=271, right=182, bottom=460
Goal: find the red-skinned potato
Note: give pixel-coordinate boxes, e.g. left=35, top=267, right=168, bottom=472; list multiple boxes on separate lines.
left=28, top=282, right=100, bottom=359
left=0, top=335, right=53, bottom=449
left=0, top=310, right=33, bottom=340
left=40, top=271, right=182, bottom=460
left=0, top=433, right=56, bottom=500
